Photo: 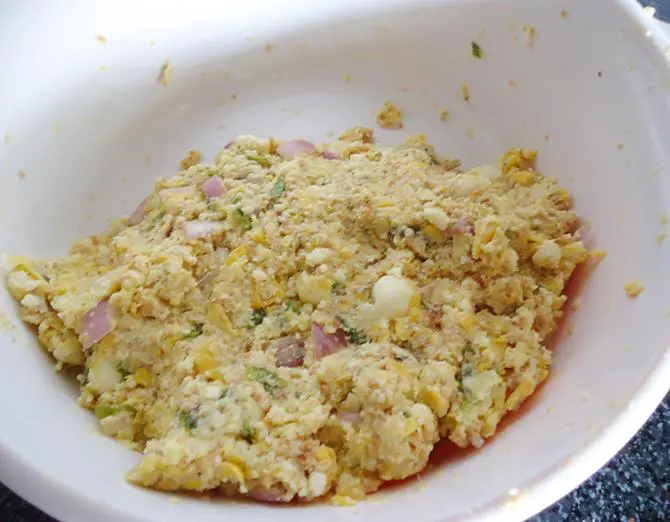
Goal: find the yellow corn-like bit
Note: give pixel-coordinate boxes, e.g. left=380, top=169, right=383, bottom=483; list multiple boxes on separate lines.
left=207, top=302, right=233, bottom=333
left=217, top=462, right=245, bottom=484
left=225, top=245, right=248, bottom=266
left=420, top=386, right=448, bottom=416
left=505, top=378, right=536, bottom=411
left=509, top=170, right=535, bottom=186
left=134, top=367, right=153, bottom=387
left=422, top=224, right=443, bottom=242
left=403, top=418, right=419, bottom=436
left=193, top=350, right=218, bottom=373
left=331, top=495, right=357, bottom=507
left=459, top=314, right=477, bottom=330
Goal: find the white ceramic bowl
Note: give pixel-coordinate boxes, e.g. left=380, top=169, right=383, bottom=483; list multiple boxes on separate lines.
left=1, top=1, right=669, bottom=521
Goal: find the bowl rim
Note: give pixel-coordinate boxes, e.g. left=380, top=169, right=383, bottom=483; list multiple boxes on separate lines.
left=1, top=1, right=670, bottom=521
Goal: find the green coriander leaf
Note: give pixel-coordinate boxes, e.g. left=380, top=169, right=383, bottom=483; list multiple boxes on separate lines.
left=285, top=300, right=301, bottom=313
left=247, top=365, right=287, bottom=395
left=94, top=403, right=120, bottom=420
left=178, top=411, right=198, bottom=430
left=232, top=208, right=253, bottom=231
left=241, top=421, right=256, bottom=443
left=247, top=154, right=271, bottom=168
left=336, top=315, right=368, bottom=345
left=250, top=308, right=266, bottom=327
left=471, top=41, right=484, bottom=59
left=269, top=178, right=285, bottom=199
left=183, top=322, right=204, bottom=340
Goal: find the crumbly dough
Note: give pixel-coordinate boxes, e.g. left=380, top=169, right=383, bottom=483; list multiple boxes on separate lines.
left=376, top=101, right=403, bottom=129
left=5, top=129, right=588, bottom=503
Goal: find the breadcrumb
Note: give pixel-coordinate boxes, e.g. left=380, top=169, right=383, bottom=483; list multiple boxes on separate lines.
left=376, top=101, right=403, bottom=129
left=523, top=25, right=536, bottom=47
left=158, top=60, right=173, bottom=86
left=624, top=280, right=644, bottom=299
left=439, top=109, right=449, bottom=122
left=461, top=84, right=470, bottom=102
left=17, top=169, right=26, bottom=179
left=180, top=149, right=202, bottom=169
left=96, top=34, right=107, bottom=44
left=560, top=9, right=570, bottom=19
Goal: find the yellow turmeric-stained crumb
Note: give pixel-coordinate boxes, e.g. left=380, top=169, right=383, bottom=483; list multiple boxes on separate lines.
left=560, top=9, right=570, bottom=19
left=330, top=495, right=357, bottom=506
left=523, top=25, right=537, bottom=47
left=376, top=101, right=403, bottom=129
left=658, top=233, right=666, bottom=244
left=661, top=213, right=668, bottom=225
left=588, top=250, right=606, bottom=264
left=158, top=60, right=173, bottom=86
left=96, top=34, right=107, bottom=44
left=461, top=84, right=470, bottom=102
left=624, top=279, right=644, bottom=299
left=180, top=149, right=202, bottom=170
left=0, top=312, right=12, bottom=331
left=509, top=79, right=518, bottom=87
left=343, top=73, right=352, bottom=83
left=265, top=43, right=273, bottom=53
left=439, top=109, right=449, bottom=122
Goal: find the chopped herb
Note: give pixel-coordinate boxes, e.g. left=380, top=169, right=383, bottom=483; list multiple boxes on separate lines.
left=250, top=308, right=266, bottom=326
left=247, top=365, right=287, bottom=395
left=178, top=411, right=198, bottom=430
left=269, top=178, right=285, bottom=199
left=152, top=211, right=166, bottom=223
left=183, top=322, right=204, bottom=340
left=241, top=421, right=256, bottom=443
left=463, top=342, right=475, bottom=356
left=218, top=388, right=230, bottom=400
left=471, top=41, right=484, bottom=59
left=247, top=154, right=271, bottom=167
left=232, top=208, right=253, bottom=230
left=331, top=281, right=344, bottom=295
left=337, top=315, right=368, bottom=345
left=207, top=200, right=221, bottom=212
left=94, top=403, right=120, bottom=419
left=117, top=365, right=132, bottom=378
left=285, top=300, right=301, bottom=313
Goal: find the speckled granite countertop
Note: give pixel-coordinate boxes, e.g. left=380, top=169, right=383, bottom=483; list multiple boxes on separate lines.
left=2, top=1, right=670, bottom=521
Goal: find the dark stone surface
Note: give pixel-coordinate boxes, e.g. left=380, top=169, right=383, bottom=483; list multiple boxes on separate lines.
left=1, top=1, right=668, bottom=520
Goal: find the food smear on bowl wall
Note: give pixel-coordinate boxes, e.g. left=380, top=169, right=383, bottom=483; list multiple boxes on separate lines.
left=4, top=126, right=593, bottom=505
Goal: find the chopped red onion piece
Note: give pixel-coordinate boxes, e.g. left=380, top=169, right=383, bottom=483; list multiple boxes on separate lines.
left=321, top=150, right=339, bottom=160
left=311, top=323, right=348, bottom=359
left=452, top=218, right=474, bottom=236
left=272, top=336, right=305, bottom=367
left=181, top=221, right=224, bottom=239
left=202, top=176, right=225, bottom=198
left=277, top=139, right=316, bottom=159
left=247, top=488, right=289, bottom=503
left=336, top=411, right=361, bottom=423
left=80, top=299, right=116, bottom=350
left=127, top=198, right=148, bottom=226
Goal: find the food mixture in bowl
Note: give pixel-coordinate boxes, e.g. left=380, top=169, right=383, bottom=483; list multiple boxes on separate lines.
left=5, top=128, right=589, bottom=504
